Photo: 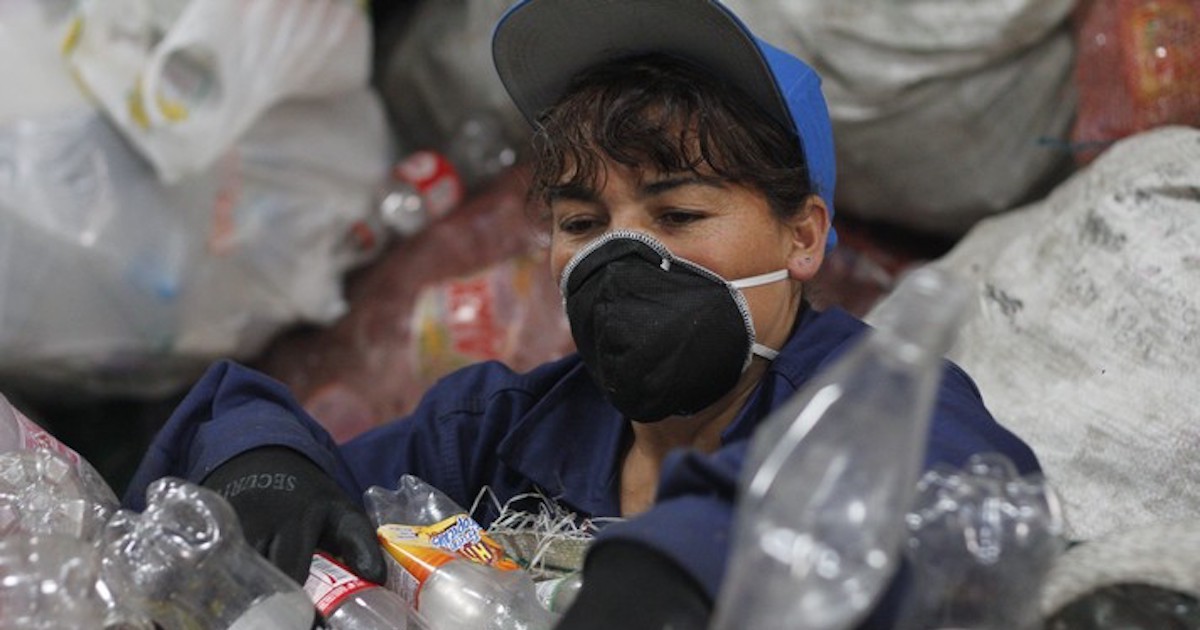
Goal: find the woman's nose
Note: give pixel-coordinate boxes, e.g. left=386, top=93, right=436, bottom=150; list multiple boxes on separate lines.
left=605, top=208, right=654, bottom=234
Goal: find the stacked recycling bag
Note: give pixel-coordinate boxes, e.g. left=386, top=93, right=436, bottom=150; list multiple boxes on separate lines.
left=0, top=0, right=391, bottom=399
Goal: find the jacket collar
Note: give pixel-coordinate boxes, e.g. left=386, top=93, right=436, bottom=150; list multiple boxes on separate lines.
left=495, top=359, right=628, bottom=518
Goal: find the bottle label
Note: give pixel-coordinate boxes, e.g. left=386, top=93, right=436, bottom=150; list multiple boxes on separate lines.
left=304, top=552, right=376, bottom=615
left=13, top=413, right=80, bottom=466
left=393, top=151, right=464, bottom=222
left=376, top=514, right=519, bottom=608
left=377, top=523, right=458, bottom=608
left=423, top=514, right=519, bottom=569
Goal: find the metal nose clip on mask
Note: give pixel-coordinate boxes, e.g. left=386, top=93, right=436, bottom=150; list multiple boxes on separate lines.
left=560, top=230, right=787, bottom=422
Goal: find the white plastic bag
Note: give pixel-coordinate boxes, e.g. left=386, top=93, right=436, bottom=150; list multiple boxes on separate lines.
left=0, top=0, right=88, bottom=123
left=870, top=126, right=1200, bottom=541
left=66, top=0, right=370, bottom=182
left=0, top=91, right=391, bottom=398
left=724, top=0, right=1078, bottom=235
left=0, top=0, right=389, bottom=398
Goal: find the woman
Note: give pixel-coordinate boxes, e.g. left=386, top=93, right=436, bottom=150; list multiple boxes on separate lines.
left=124, top=1, right=1040, bottom=627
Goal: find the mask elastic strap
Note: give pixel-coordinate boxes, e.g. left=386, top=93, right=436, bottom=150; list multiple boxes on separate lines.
left=730, top=269, right=789, bottom=290
left=734, top=269, right=788, bottom=363
left=751, top=343, right=779, bottom=361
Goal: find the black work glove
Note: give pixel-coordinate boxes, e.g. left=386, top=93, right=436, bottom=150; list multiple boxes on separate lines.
left=201, top=446, right=386, bottom=586
left=555, top=541, right=711, bottom=630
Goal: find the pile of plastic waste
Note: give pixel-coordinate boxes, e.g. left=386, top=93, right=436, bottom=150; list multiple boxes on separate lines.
left=5, top=269, right=1194, bottom=629
left=0, top=391, right=567, bottom=630
left=0, top=0, right=390, bottom=399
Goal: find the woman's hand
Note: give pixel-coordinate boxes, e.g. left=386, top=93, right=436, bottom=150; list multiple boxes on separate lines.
left=201, top=446, right=386, bottom=585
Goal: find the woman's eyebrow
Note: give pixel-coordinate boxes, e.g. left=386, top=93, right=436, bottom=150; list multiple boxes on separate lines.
left=640, top=175, right=726, bottom=197
left=546, top=183, right=598, bottom=203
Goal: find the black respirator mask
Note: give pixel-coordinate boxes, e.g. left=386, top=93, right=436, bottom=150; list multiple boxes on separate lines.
left=561, top=231, right=786, bottom=422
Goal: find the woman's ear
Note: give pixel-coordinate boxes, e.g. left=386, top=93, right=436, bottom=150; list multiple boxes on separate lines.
left=786, top=195, right=830, bottom=282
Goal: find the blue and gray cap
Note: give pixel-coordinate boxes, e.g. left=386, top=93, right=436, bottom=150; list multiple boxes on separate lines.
left=491, top=0, right=838, bottom=249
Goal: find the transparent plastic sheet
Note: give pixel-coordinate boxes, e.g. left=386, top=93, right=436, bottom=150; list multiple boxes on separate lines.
left=723, top=0, right=1078, bottom=236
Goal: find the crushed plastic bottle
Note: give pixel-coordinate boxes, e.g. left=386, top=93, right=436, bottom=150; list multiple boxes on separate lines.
left=897, top=453, right=1066, bottom=629
left=365, top=475, right=522, bottom=570
left=712, top=266, right=974, bottom=630
left=0, top=448, right=115, bottom=543
left=0, top=396, right=146, bottom=629
left=377, top=114, right=517, bottom=237
left=0, top=534, right=110, bottom=630
left=0, top=392, right=119, bottom=511
left=534, top=571, right=582, bottom=614
left=365, top=475, right=555, bottom=630
left=305, top=551, right=427, bottom=630
left=102, top=477, right=315, bottom=630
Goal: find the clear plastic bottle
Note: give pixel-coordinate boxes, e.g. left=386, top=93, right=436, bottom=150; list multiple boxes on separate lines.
left=0, top=407, right=145, bottom=629
left=365, top=475, right=522, bottom=571
left=378, top=114, right=517, bottom=237
left=102, top=477, right=316, bottom=630
left=410, top=557, right=553, bottom=630
left=0, top=534, right=111, bottom=630
left=897, top=453, right=1066, bottom=630
left=305, top=552, right=426, bottom=630
left=365, top=475, right=555, bottom=630
left=0, top=392, right=119, bottom=511
left=0, top=449, right=115, bottom=543
left=711, top=266, right=974, bottom=630
left=534, top=571, right=583, bottom=614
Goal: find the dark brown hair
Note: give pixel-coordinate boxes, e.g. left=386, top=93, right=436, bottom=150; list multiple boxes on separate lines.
left=529, top=53, right=814, bottom=221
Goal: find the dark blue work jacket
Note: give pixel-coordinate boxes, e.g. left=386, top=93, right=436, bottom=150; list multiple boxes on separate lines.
left=124, top=306, right=1039, bottom=610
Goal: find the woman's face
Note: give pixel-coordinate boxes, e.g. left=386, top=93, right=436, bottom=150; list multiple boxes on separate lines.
left=546, top=159, right=826, bottom=352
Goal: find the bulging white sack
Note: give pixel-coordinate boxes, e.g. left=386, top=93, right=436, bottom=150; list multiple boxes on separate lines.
left=724, top=0, right=1078, bottom=235
left=872, top=126, right=1200, bottom=540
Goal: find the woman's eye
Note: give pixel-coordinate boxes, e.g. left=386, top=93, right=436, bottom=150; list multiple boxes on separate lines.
left=558, top=215, right=601, bottom=235
left=659, top=210, right=702, bottom=226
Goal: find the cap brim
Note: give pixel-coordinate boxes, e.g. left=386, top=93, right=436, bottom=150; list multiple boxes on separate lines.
left=493, top=0, right=791, bottom=132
